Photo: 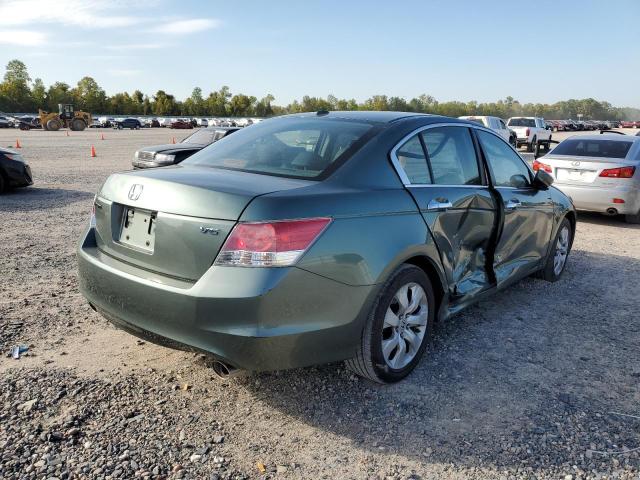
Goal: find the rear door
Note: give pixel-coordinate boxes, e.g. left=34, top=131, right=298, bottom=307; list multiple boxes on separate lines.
left=475, top=129, right=554, bottom=286
left=393, top=125, right=498, bottom=300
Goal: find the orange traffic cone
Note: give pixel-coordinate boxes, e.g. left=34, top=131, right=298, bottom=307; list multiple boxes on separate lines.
left=171, top=137, right=176, bottom=144
left=90, top=145, right=96, bottom=158
left=100, top=133, right=105, bottom=140
left=15, top=139, right=21, bottom=148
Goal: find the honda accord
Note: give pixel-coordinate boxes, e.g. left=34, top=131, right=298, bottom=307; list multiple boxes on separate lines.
left=77, top=112, right=575, bottom=383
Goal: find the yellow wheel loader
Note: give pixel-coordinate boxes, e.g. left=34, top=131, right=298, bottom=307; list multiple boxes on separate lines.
left=39, top=104, right=92, bottom=131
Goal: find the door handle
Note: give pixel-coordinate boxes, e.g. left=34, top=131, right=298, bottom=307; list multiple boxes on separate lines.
left=427, top=198, right=453, bottom=210
left=506, top=199, right=522, bottom=209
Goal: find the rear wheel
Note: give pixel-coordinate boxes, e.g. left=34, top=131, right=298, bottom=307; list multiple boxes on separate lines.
left=71, top=119, right=86, bottom=131
left=0, top=171, right=6, bottom=194
left=346, top=264, right=434, bottom=383
left=527, top=136, right=537, bottom=152
left=537, top=218, right=573, bottom=282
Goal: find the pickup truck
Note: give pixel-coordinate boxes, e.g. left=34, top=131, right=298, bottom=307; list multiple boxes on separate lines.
left=506, top=117, right=552, bottom=152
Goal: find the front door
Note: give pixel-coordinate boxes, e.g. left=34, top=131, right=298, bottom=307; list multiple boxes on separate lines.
left=475, top=129, right=554, bottom=287
left=393, top=125, right=498, bottom=300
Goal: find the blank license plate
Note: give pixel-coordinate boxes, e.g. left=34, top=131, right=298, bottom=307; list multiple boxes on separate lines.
left=557, top=168, right=595, bottom=182
left=120, top=208, right=156, bottom=252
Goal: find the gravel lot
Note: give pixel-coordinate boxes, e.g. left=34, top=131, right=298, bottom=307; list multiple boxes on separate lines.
left=1, top=127, right=639, bottom=480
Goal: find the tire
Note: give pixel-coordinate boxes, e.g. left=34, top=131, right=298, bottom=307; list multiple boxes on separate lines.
left=346, top=264, right=435, bottom=384
left=46, top=119, right=62, bottom=131
left=537, top=218, right=573, bottom=282
left=509, top=136, right=517, bottom=148
left=71, top=119, right=86, bottom=131
left=527, top=137, right=537, bottom=152
left=625, top=210, right=640, bottom=224
left=0, top=171, right=6, bottom=194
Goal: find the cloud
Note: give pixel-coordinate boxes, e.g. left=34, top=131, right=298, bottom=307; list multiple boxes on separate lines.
left=105, top=43, right=164, bottom=51
left=0, top=0, right=141, bottom=28
left=0, top=29, right=47, bottom=46
left=154, top=18, right=220, bottom=35
left=107, top=68, right=142, bottom=77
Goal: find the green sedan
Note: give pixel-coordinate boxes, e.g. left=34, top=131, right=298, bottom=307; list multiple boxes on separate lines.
left=77, top=111, right=575, bottom=383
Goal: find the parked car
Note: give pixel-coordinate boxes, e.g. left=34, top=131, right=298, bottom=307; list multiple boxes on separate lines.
left=170, top=119, right=194, bottom=129
left=458, top=116, right=516, bottom=145
left=0, top=147, right=33, bottom=193
left=78, top=112, right=575, bottom=383
left=132, top=127, right=240, bottom=169
left=150, top=118, right=160, bottom=128
left=537, top=133, right=640, bottom=223
left=0, top=116, right=12, bottom=128
left=14, top=116, right=41, bottom=130
left=113, top=118, right=142, bottom=130
left=507, top=117, right=553, bottom=152
left=90, top=118, right=102, bottom=128
left=620, top=120, right=640, bottom=129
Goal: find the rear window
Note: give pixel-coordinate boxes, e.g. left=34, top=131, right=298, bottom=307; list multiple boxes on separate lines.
left=551, top=139, right=633, bottom=159
left=466, top=118, right=487, bottom=127
left=184, top=118, right=373, bottom=179
left=183, top=129, right=216, bottom=145
left=508, top=118, right=535, bottom=127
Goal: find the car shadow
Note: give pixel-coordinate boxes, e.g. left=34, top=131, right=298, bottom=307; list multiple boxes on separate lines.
left=0, top=187, right=94, bottom=212
left=577, top=211, right=639, bottom=229
left=233, top=250, right=640, bottom=472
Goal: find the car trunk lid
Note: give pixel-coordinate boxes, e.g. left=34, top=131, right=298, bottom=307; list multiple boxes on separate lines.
left=94, top=166, right=312, bottom=280
left=544, top=154, right=636, bottom=185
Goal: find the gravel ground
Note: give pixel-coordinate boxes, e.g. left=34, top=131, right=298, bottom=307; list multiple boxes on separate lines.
left=1, top=127, right=639, bottom=479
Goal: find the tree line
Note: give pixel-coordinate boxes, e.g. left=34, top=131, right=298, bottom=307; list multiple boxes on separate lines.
left=1, top=59, right=639, bottom=120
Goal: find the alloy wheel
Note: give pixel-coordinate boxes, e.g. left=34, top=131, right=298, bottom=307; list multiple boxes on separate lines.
left=381, top=282, right=428, bottom=369
left=553, top=226, right=570, bottom=275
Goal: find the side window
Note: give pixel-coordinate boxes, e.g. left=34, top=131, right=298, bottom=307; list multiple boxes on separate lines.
left=421, top=127, right=481, bottom=185
left=477, top=130, right=531, bottom=188
left=395, top=135, right=431, bottom=184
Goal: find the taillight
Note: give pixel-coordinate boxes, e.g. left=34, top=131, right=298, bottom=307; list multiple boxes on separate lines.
left=599, top=166, right=635, bottom=178
left=532, top=159, right=552, bottom=173
left=215, top=218, right=332, bottom=267
left=525, top=128, right=530, bottom=137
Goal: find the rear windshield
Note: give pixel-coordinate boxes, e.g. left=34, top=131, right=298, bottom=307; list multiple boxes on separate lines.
left=552, top=139, right=633, bottom=159
left=184, top=118, right=373, bottom=179
left=466, top=118, right=487, bottom=127
left=182, top=129, right=216, bottom=145
left=508, top=118, right=535, bottom=127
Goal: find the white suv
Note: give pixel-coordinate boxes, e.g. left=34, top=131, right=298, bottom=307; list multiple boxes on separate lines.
left=459, top=116, right=516, bottom=146
left=507, top=117, right=552, bottom=152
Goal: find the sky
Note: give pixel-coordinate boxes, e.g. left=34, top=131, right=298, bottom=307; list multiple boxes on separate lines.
left=0, top=0, right=638, bottom=107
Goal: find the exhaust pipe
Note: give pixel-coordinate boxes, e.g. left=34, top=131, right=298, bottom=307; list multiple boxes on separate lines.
left=211, top=360, right=243, bottom=380
left=606, top=208, right=618, bottom=216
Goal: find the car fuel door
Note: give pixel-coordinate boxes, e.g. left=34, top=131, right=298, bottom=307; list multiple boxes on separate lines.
left=475, top=129, right=554, bottom=287
left=394, top=126, right=498, bottom=301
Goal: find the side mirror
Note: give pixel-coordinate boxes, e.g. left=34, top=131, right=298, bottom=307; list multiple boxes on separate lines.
left=533, top=170, right=553, bottom=189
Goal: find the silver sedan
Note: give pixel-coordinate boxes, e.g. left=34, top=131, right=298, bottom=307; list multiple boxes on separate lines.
left=533, top=133, right=640, bottom=223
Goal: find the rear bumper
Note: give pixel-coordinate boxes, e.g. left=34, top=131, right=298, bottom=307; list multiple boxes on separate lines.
left=5, top=161, right=33, bottom=187
left=77, top=228, right=374, bottom=371
left=553, top=182, right=640, bottom=214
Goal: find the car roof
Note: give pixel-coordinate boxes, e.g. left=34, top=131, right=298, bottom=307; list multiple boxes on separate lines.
left=283, top=110, right=471, bottom=126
